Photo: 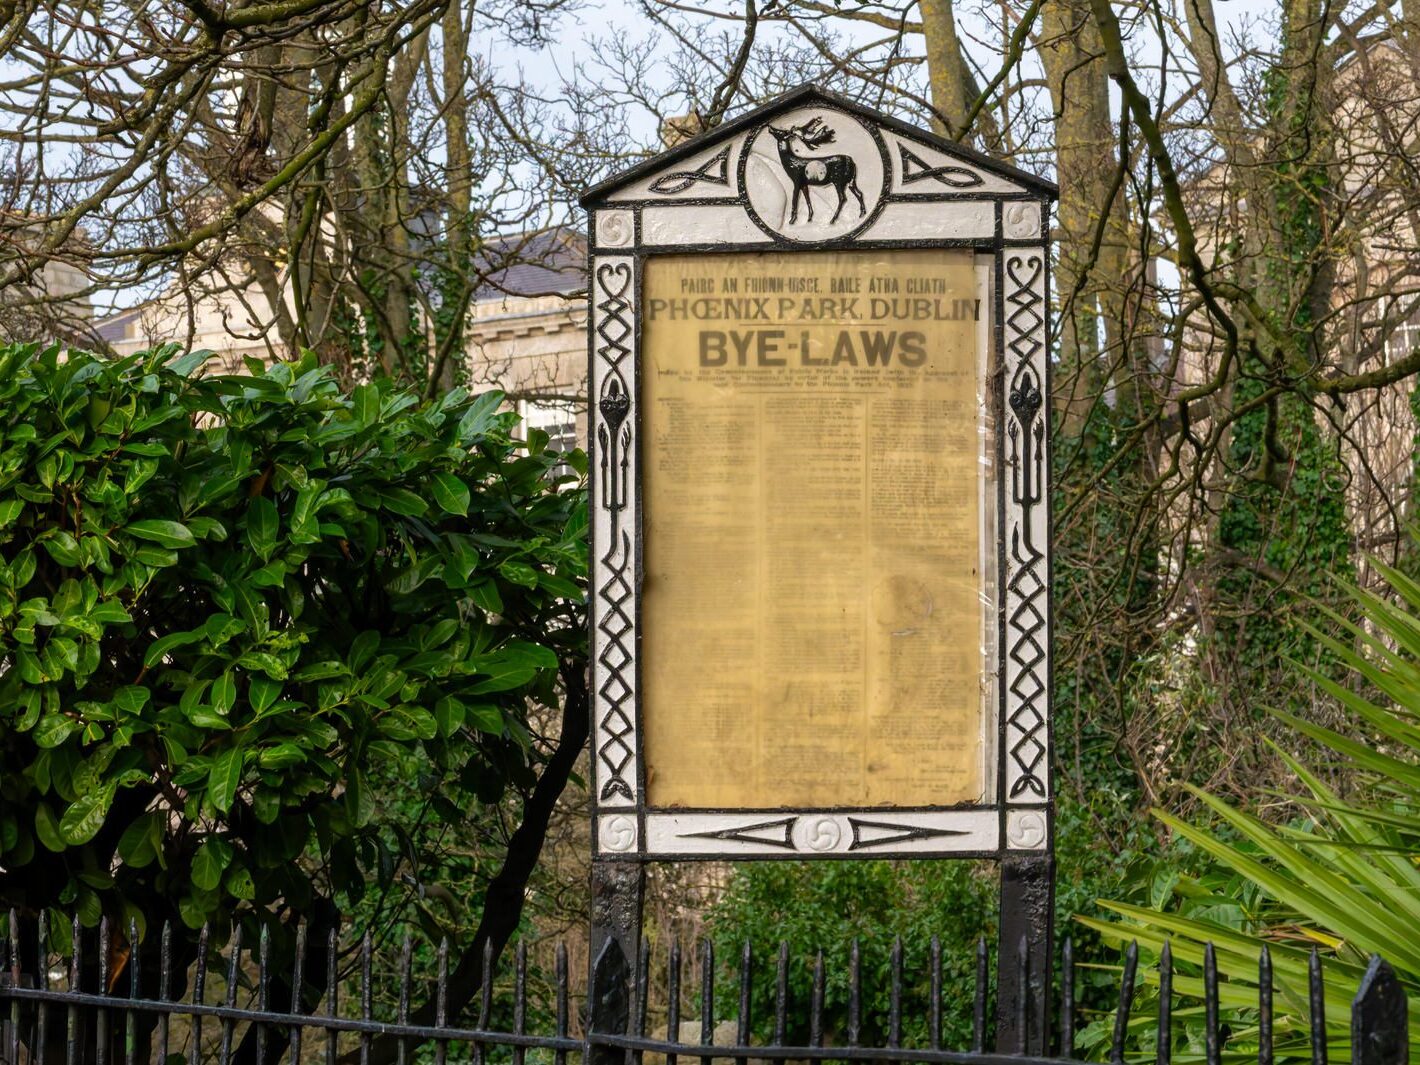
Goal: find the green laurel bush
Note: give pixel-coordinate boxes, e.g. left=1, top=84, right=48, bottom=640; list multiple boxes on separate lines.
left=0, top=343, right=587, bottom=938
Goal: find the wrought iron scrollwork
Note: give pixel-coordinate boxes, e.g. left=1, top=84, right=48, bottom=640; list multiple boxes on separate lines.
left=593, top=262, right=637, bottom=802
left=597, top=381, right=630, bottom=531
left=1004, top=254, right=1048, bottom=800
left=595, top=528, right=635, bottom=802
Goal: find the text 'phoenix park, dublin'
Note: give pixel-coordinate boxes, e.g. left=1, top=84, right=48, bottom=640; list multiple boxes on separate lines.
left=647, top=271, right=981, bottom=369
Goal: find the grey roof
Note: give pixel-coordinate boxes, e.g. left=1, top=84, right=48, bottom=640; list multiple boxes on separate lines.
left=472, top=228, right=585, bottom=300
left=92, top=308, right=138, bottom=344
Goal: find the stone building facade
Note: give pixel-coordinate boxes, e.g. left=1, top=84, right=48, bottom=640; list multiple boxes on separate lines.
left=94, top=227, right=589, bottom=448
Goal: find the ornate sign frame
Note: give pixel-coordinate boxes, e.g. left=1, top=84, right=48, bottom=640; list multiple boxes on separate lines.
left=581, top=86, right=1056, bottom=864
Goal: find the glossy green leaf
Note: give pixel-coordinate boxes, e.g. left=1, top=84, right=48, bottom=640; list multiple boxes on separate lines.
left=469, top=580, right=503, bottom=614
left=497, top=560, right=539, bottom=589
left=125, top=519, right=195, bottom=549
left=377, top=487, right=429, bottom=517
left=257, top=742, right=306, bottom=769
left=178, top=892, right=210, bottom=930
left=185, top=709, right=232, bottom=730
left=224, top=864, right=255, bottom=901
left=59, top=783, right=117, bottom=845
left=430, top=472, right=470, bottom=516
left=434, top=697, right=467, bottom=738
left=191, top=837, right=233, bottom=891
left=458, top=390, right=505, bottom=441
left=289, top=485, right=322, bottom=544
left=143, top=629, right=206, bottom=667
left=32, top=714, right=81, bottom=748
left=378, top=705, right=438, bottom=741
left=34, top=804, right=65, bottom=853
left=466, top=704, right=504, bottom=733
left=207, top=749, right=244, bottom=813
left=352, top=383, right=380, bottom=425
left=40, top=531, right=81, bottom=567
left=117, top=812, right=163, bottom=869
left=112, top=685, right=149, bottom=714
left=248, top=675, right=281, bottom=713
left=246, top=496, right=279, bottom=560
left=210, top=672, right=237, bottom=715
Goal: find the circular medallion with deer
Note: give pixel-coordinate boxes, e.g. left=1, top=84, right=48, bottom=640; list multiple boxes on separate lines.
left=743, top=108, right=886, bottom=242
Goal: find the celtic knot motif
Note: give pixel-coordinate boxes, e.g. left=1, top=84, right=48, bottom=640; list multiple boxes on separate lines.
left=648, top=144, right=732, bottom=195
left=597, top=530, right=635, bottom=801
left=595, top=263, right=633, bottom=541
left=594, top=263, right=632, bottom=375
left=1005, top=255, right=1044, bottom=364
left=898, top=143, right=984, bottom=189
left=1004, top=253, right=1048, bottom=800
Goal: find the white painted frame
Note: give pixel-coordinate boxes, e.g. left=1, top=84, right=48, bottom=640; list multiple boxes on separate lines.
left=583, top=86, right=1055, bottom=862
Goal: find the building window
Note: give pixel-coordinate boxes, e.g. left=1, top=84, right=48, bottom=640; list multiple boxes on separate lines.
left=520, top=398, right=581, bottom=481
left=1376, top=295, right=1420, bottom=365
left=1387, top=316, right=1420, bottom=364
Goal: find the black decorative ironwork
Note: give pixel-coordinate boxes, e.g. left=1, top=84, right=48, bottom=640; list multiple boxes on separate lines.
left=594, top=262, right=636, bottom=803
left=583, top=86, right=1059, bottom=962
left=1004, top=254, right=1047, bottom=800
left=577, top=86, right=1067, bottom=1060
left=673, top=815, right=970, bottom=853
left=595, top=530, right=635, bottom=802
left=767, top=118, right=867, bottom=224
left=848, top=817, right=967, bottom=851
left=647, top=144, right=733, bottom=194
left=898, top=142, right=985, bottom=189
left=597, top=381, right=630, bottom=528
left=4, top=906, right=1401, bottom=1065
left=680, top=817, right=797, bottom=849
left=594, top=262, right=633, bottom=537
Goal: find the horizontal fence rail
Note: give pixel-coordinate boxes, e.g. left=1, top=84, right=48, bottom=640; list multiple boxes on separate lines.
left=0, top=910, right=1409, bottom=1065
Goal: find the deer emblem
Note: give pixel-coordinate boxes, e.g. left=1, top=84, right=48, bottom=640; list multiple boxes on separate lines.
left=767, top=118, right=867, bottom=225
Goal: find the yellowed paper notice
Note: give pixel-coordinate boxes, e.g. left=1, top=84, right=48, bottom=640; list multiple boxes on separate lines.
left=641, top=249, right=988, bottom=809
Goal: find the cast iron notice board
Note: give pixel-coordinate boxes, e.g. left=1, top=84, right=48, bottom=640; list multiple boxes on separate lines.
left=580, top=85, right=1057, bottom=1052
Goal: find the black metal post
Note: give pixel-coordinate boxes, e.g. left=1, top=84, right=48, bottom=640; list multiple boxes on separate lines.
left=588, top=859, right=645, bottom=1065
left=996, top=854, right=1055, bottom=1055
left=1352, top=956, right=1408, bottom=1065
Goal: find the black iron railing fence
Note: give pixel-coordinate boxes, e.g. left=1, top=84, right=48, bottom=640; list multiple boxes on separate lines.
left=0, top=910, right=1409, bottom=1065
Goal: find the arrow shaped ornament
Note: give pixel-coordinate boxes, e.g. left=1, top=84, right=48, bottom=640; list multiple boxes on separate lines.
left=680, top=817, right=798, bottom=850
left=847, top=818, right=969, bottom=851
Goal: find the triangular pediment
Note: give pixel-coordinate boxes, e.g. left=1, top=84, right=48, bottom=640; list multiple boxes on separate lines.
left=581, top=84, right=1055, bottom=207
